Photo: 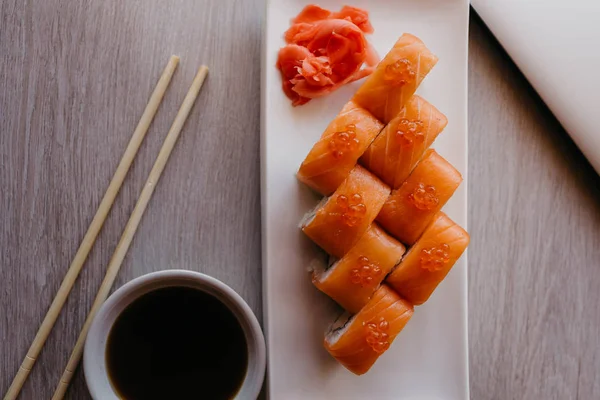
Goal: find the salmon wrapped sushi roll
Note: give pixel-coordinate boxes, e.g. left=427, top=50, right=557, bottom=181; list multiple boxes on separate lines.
left=387, top=212, right=469, bottom=305
left=297, top=101, right=384, bottom=195
left=312, top=223, right=405, bottom=313
left=352, top=34, right=438, bottom=123
left=324, top=285, right=413, bottom=375
left=376, top=149, right=462, bottom=245
left=302, top=166, right=390, bottom=258
left=360, top=96, right=448, bottom=189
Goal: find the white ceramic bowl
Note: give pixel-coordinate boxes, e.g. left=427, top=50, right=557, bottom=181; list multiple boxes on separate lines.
left=84, top=270, right=265, bottom=400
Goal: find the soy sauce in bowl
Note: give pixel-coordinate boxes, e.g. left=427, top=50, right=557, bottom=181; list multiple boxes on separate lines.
left=105, top=286, right=248, bottom=400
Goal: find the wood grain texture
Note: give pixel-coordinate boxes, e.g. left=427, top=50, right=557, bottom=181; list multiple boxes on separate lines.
left=468, top=12, right=600, bottom=400
left=1, top=2, right=599, bottom=399
left=0, top=1, right=261, bottom=398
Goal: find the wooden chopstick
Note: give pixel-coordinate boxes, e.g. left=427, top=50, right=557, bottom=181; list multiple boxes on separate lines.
left=51, top=65, right=209, bottom=400
left=3, top=55, right=180, bottom=400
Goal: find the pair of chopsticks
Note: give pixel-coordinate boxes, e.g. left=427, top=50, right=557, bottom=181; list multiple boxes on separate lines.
left=4, top=56, right=208, bottom=400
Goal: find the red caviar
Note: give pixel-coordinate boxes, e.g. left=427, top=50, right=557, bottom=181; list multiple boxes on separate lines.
left=328, top=125, right=359, bottom=159
left=350, top=256, right=382, bottom=287
left=420, top=243, right=451, bottom=272
left=336, top=193, right=367, bottom=226
left=408, top=183, right=439, bottom=210
left=364, top=317, right=390, bottom=353
left=384, top=58, right=415, bottom=86
left=395, top=118, right=424, bottom=147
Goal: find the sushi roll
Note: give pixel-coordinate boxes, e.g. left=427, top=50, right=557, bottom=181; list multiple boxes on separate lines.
left=302, top=166, right=390, bottom=258
left=312, top=223, right=406, bottom=313
left=297, top=101, right=385, bottom=195
left=376, top=149, right=462, bottom=245
left=360, top=95, right=448, bottom=189
left=324, top=285, right=413, bottom=375
left=352, top=34, right=438, bottom=123
left=387, top=212, right=469, bottom=305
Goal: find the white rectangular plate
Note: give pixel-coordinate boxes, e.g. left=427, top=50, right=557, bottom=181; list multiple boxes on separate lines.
left=261, top=1, right=470, bottom=399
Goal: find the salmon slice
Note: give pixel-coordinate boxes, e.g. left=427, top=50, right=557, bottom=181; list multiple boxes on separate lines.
left=302, top=166, right=390, bottom=258
left=297, top=101, right=384, bottom=195
left=352, top=34, right=438, bottom=123
left=376, top=149, right=462, bottom=245
left=360, top=95, right=448, bottom=189
left=312, top=223, right=406, bottom=313
left=324, top=285, right=413, bottom=375
left=386, top=212, right=469, bottom=305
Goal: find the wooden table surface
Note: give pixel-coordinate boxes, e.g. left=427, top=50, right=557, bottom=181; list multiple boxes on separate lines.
left=1, top=2, right=599, bottom=399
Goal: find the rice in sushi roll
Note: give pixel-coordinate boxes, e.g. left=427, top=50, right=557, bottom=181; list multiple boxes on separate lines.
left=302, top=166, right=390, bottom=258
left=324, top=285, right=413, bottom=375
left=312, top=223, right=405, bottom=313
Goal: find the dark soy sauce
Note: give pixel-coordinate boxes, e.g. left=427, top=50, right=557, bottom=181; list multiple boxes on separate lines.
left=106, top=286, right=248, bottom=400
